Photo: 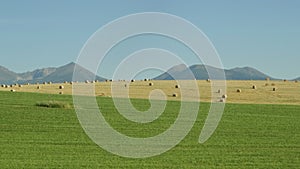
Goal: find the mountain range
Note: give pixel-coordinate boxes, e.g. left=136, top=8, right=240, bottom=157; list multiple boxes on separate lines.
left=0, top=62, right=298, bottom=84
left=154, top=64, right=277, bottom=80
left=0, top=62, right=105, bottom=84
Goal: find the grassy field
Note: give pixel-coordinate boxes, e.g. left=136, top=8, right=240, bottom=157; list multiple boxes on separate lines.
left=1, top=80, right=300, bottom=105
left=0, top=91, right=299, bottom=168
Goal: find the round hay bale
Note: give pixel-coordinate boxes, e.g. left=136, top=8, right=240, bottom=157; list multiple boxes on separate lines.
left=252, top=85, right=256, bottom=89
left=59, top=91, right=63, bottom=95
left=10, top=85, right=13, bottom=88
left=273, top=87, right=277, bottom=91
left=222, top=94, right=228, bottom=99
left=271, top=83, right=276, bottom=86
left=10, top=89, right=16, bottom=92
left=220, top=98, right=225, bottom=102
left=175, top=85, right=180, bottom=89
left=85, top=80, right=90, bottom=83
left=217, top=89, right=222, bottom=93
left=59, top=85, right=64, bottom=89
left=206, top=79, right=211, bottom=82
left=70, top=81, right=73, bottom=85
left=19, top=84, right=23, bottom=88
left=64, top=81, right=68, bottom=84
left=27, top=83, right=30, bottom=85
left=131, top=79, right=135, bottom=82
left=144, top=78, right=148, bottom=81
left=237, top=89, right=242, bottom=93
left=37, top=86, right=41, bottom=89
left=95, top=80, right=99, bottom=83
left=266, top=77, right=270, bottom=81
left=43, top=82, right=47, bottom=85
left=172, top=93, right=178, bottom=97
left=5, top=85, right=8, bottom=88
left=105, top=80, right=108, bottom=82
left=149, top=82, right=154, bottom=86
left=48, top=82, right=52, bottom=84
left=1, top=84, right=5, bottom=88
left=265, top=83, right=269, bottom=86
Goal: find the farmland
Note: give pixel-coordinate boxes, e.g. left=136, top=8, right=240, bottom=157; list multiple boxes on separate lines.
left=1, top=80, right=300, bottom=105
left=0, top=89, right=299, bottom=168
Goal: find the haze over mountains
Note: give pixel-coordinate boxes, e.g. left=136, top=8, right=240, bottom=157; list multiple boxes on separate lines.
left=0, top=62, right=298, bottom=84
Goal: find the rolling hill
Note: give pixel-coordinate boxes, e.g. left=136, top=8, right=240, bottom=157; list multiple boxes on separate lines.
left=154, top=64, right=274, bottom=80
left=0, top=62, right=106, bottom=84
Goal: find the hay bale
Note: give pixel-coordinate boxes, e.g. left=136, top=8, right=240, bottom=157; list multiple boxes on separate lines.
left=217, top=89, right=222, bottom=93
left=59, top=85, right=64, bottom=89
left=273, top=88, right=277, bottom=91
left=266, top=77, right=270, bottom=81
left=265, top=83, right=269, bottom=86
left=1, top=84, right=5, bottom=88
left=220, top=98, right=225, bottom=102
left=59, top=91, right=63, bottom=95
left=149, top=82, right=154, bottom=86
left=48, top=82, right=52, bottom=84
left=85, top=80, right=90, bottom=83
left=206, top=79, right=211, bottom=82
left=64, top=81, right=68, bottom=84
left=10, top=89, right=16, bottom=92
left=43, top=82, right=47, bottom=85
left=175, top=85, right=180, bottom=89
left=172, top=93, right=178, bottom=97
left=131, top=79, right=135, bottom=82
left=5, top=85, right=8, bottom=88
left=27, top=83, right=30, bottom=85
left=37, top=86, right=41, bottom=89
left=252, top=85, right=256, bottom=89
left=10, top=85, right=13, bottom=88
left=222, top=94, right=228, bottom=99
left=70, top=81, right=73, bottom=85
left=18, top=84, right=23, bottom=88
left=237, top=89, right=242, bottom=93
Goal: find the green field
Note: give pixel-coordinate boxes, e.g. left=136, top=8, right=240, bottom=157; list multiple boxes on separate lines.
left=0, top=91, right=299, bottom=168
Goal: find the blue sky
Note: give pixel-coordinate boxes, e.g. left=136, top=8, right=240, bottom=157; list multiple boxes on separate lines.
left=0, top=0, right=299, bottom=79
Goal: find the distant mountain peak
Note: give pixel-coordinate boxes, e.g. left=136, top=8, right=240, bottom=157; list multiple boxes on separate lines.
left=0, top=62, right=106, bottom=84
left=155, top=64, right=274, bottom=80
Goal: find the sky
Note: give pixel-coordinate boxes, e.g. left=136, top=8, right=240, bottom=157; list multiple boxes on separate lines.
left=0, top=0, right=299, bottom=79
